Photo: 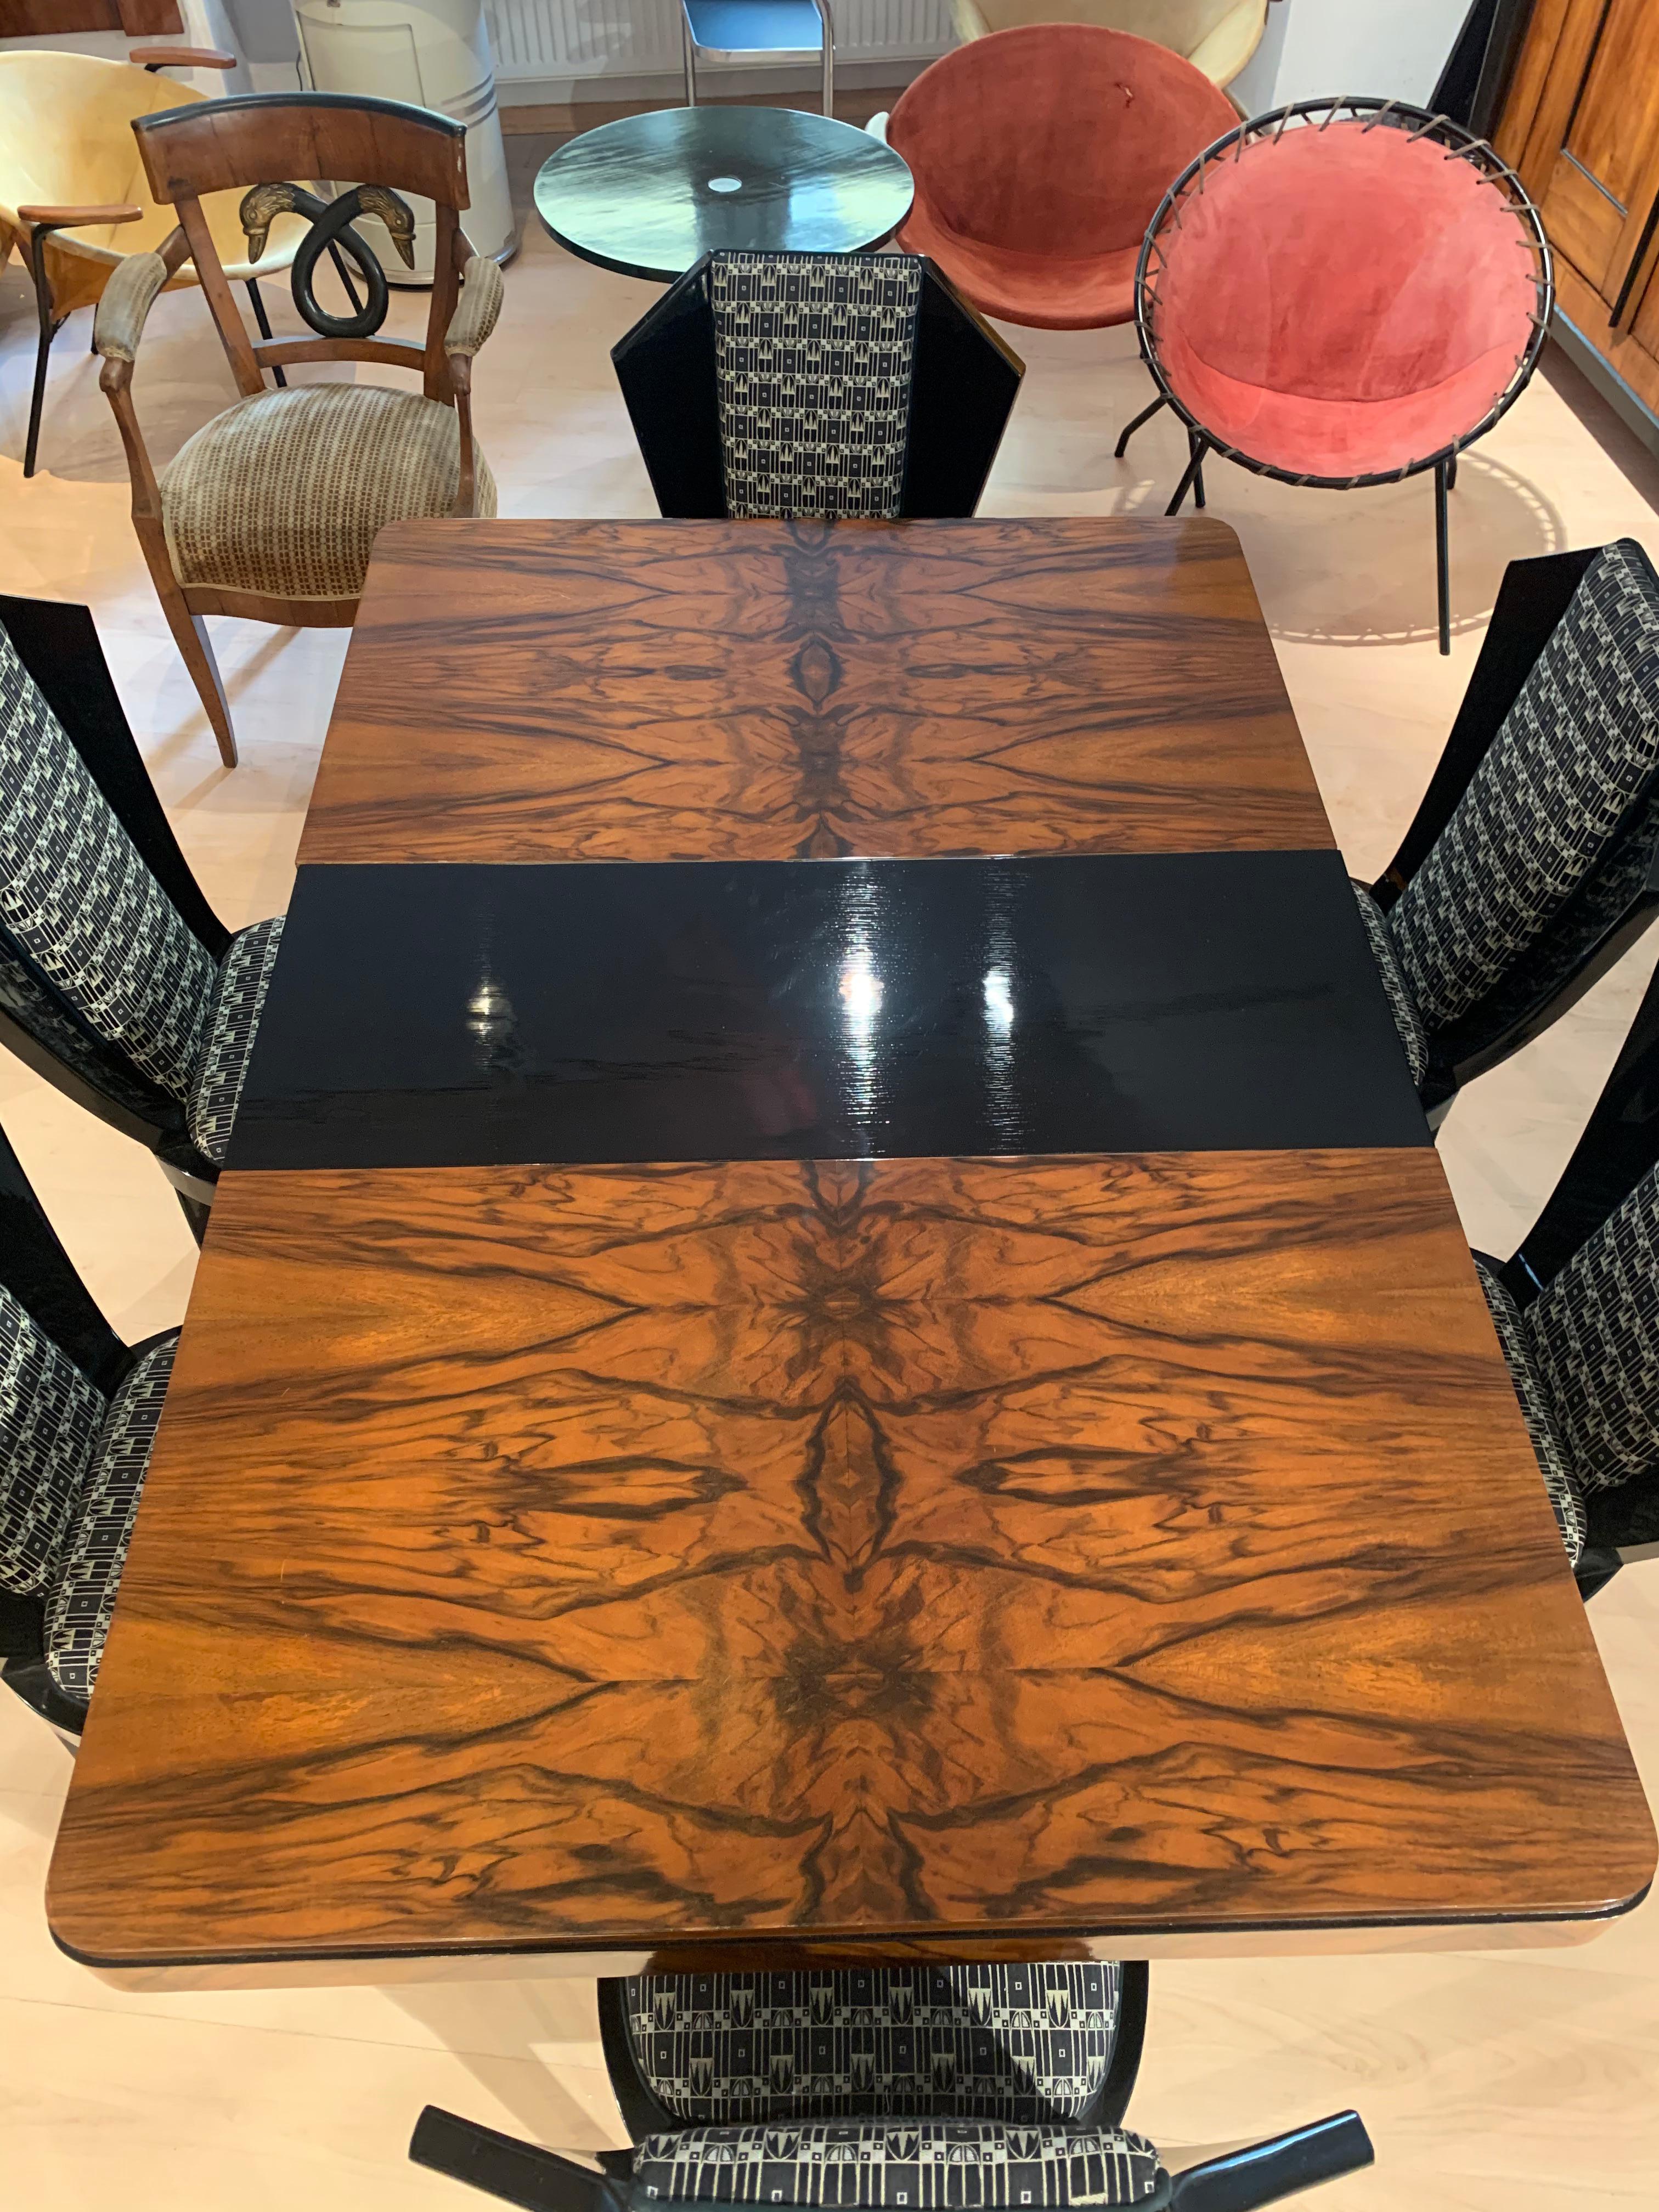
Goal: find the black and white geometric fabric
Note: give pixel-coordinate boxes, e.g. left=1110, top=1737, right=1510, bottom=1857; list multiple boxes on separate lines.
left=1526, top=1161, right=1659, bottom=1499
left=0, top=1283, right=105, bottom=1596
left=1474, top=1259, right=1587, bottom=1564
left=631, top=2120, right=1165, bottom=2208
left=0, top=624, right=217, bottom=1102
left=45, top=1331, right=178, bottom=1706
left=623, top=1967, right=1123, bottom=2126
left=712, top=253, right=922, bottom=521
left=1349, top=880, right=1428, bottom=1085
left=1387, top=541, right=1659, bottom=1033
left=188, top=913, right=285, bottom=1164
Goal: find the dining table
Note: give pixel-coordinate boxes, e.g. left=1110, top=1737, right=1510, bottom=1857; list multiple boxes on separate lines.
left=46, top=516, right=1656, bottom=1987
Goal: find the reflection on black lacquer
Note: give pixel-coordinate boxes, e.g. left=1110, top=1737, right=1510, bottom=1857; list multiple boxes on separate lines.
left=233, top=852, right=1430, bottom=1170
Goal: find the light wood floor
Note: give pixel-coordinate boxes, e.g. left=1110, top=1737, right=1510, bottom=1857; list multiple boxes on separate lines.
left=2, top=144, right=1658, bottom=2209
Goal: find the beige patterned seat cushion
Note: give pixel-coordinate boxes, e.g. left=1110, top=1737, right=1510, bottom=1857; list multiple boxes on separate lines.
left=160, top=383, right=497, bottom=603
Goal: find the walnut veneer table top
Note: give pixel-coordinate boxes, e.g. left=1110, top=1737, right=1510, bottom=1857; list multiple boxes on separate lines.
left=48, top=518, right=1655, bottom=1981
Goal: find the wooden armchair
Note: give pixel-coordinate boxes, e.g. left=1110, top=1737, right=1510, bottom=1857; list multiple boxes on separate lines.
left=0, top=47, right=306, bottom=479
left=94, top=91, right=505, bottom=768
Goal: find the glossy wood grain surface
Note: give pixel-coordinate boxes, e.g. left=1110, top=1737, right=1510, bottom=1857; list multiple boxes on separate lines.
left=298, top=518, right=1331, bottom=866
left=48, top=1150, right=1654, bottom=1970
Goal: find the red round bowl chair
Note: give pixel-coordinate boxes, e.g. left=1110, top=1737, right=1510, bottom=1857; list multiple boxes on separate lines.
left=1116, top=98, right=1551, bottom=652
left=886, top=25, right=1238, bottom=331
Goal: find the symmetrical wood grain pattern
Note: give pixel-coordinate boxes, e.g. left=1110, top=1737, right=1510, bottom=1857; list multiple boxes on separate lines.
left=298, top=518, right=1331, bottom=865
left=48, top=1151, right=1655, bottom=1969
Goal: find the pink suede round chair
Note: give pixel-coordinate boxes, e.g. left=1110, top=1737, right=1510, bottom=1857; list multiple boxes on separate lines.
left=1116, top=98, right=1551, bottom=651
left=887, top=25, right=1238, bottom=331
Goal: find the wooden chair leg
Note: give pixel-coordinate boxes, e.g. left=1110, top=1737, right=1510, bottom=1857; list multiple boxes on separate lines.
left=24, top=229, right=66, bottom=481
left=140, top=540, right=238, bottom=766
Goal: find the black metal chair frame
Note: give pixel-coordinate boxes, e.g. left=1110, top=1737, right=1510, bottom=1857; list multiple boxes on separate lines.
left=1115, top=97, right=1553, bottom=656
left=0, top=1115, right=170, bottom=1741
left=1487, top=947, right=1659, bottom=1599
left=612, top=249, right=1024, bottom=522
left=0, top=592, right=230, bottom=1237
left=411, top=1965, right=1373, bottom=2212
left=1361, top=543, right=1659, bottom=1119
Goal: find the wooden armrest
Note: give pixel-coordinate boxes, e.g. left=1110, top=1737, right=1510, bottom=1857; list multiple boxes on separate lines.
left=130, top=45, right=236, bottom=69
left=16, top=203, right=143, bottom=229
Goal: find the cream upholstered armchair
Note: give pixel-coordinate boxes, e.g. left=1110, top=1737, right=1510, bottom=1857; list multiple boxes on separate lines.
left=0, top=48, right=307, bottom=478
left=94, top=90, right=504, bottom=769
left=950, top=0, right=1268, bottom=88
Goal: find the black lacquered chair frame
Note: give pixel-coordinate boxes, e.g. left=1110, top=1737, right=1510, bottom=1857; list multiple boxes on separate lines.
left=0, top=592, right=229, bottom=1232
left=1367, top=543, right=1659, bottom=1118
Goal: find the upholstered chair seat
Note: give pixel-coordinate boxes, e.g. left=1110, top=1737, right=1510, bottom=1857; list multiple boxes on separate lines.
left=885, top=30, right=1238, bottom=331
left=41, top=1331, right=178, bottom=1705
left=413, top=1961, right=1374, bottom=2208
left=160, top=383, right=498, bottom=604
left=1472, top=1261, right=1589, bottom=1568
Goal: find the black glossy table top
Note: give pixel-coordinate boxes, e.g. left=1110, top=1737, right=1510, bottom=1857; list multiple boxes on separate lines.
left=531, top=105, right=915, bottom=281
left=232, top=853, right=1426, bottom=1171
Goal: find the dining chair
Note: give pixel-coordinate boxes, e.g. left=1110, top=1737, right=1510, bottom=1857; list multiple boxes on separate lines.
left=0, top=592, right=283, bottom=1241
left=1116, top=97, right=1551, bottom=653
left=879, top=28, right=1237, bottom=331
left=950, top=1, right=1268, bottom=91
left=0, top=46, right=307, bottom=481
left=1477, top=945, right=1659, bottom=1601
left=613, top=249, right=1023, bottom=520
left=1352, top=539, right=1659, bottom=1121
left=411, top=1965, right=1374, bottom=2210
left=0, top=1113, right=178, bottom=1745
left=680, top=1, right=835, bottom=116
left=94, top=89, right=505, bottom=769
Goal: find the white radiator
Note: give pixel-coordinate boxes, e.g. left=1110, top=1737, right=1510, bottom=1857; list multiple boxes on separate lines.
left=483, top=0, right=953, bottom=82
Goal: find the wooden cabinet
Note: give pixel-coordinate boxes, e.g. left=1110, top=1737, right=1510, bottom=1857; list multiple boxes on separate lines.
left=1500, top=0, right=1659, bottom=417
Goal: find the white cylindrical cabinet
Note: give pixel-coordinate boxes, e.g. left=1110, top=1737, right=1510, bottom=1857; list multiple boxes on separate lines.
left=294, top=0, right=516, bottom=281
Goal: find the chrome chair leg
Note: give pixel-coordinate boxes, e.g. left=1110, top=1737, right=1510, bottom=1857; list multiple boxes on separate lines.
left=816, top=0, right=835, bottom=115
left=682, top=10, right=697, bottom=105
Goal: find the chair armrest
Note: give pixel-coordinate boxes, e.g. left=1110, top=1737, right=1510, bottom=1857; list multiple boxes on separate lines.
left=444, top=253, right=505, bottom=357
left=1170, top=2114, right=1374, bottom=2212
left=94, top=252, right=170, bottom=363
left=129, top=45, right=237, bottom=69
left=865, top=110, right=890, bottom=143
left=16, top=204, right=142, bottom=230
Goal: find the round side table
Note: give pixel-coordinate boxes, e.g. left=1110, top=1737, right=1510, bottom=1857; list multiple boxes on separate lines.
left=533, top=105, right=915, bottom=282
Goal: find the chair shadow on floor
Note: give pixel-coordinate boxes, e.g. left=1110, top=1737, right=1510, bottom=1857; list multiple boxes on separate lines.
left=1231, top=450, right=1566, bottom=650
left=390, top=1976, right=627, bottom=2155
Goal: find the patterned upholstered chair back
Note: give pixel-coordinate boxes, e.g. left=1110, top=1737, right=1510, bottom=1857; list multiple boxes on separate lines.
left=0, top=1115, right=177, bottom=1733
left=1358, top=540, right=1659, bottom=1111
left=612, top=251, right=1024, bottom=522
left=0, top=598, right=284, bottom=1232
